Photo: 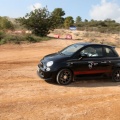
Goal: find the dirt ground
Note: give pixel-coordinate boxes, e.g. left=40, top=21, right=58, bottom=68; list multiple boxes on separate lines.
left=0, top=39, right=120, bottom=120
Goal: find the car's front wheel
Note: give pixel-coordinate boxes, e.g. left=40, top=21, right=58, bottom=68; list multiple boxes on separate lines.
left=112, top=68, right=120, bottom=82
left=56, top=69, right=73, bottom=85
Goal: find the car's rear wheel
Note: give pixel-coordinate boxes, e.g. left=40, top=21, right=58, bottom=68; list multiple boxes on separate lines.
left=112, top=68, right=120, bottom=82
left=56, top=69, right=73, bottom=85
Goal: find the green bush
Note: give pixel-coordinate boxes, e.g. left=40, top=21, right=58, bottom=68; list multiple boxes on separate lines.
left=0, top=32, right=52, bottom=45
left=0, top=31, right=5, bottom=40
left=25, top=34, right=51, bottom=43
left=4, top=34, right=23, bottom=44
left=26, top=35, right=38, bottom=43
left=0, top=39, right=7, bottom=45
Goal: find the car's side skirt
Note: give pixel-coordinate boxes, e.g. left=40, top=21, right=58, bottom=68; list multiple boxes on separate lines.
left=74, top=70, right=112, bottom=75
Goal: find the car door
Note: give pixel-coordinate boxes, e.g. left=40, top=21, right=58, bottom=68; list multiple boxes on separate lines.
left=71, top=45, right=111, bottom=76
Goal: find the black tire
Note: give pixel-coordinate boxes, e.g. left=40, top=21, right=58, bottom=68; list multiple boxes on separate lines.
left=112, top=68, right=120, bottom=82
left=56, top=69, right=73, bottom=85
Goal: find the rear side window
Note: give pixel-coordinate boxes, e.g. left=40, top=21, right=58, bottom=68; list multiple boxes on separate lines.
left=104, top=47, right=116, bottom=57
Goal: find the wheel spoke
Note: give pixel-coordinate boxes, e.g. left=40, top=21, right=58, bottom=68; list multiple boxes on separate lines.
left=57, top=69, right=72, bottom=85
left=113, top=69, right=120, bottom=82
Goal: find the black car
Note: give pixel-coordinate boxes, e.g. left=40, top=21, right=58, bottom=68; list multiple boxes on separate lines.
left=37, top=43, right=120, bottom=85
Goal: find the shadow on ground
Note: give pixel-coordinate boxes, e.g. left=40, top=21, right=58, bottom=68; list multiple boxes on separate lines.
left=44, top=77, right=120, bottom=88
left=67, top=78, right=120, bottom=88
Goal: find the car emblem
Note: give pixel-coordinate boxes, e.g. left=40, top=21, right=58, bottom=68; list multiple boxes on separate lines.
left=88, top=62, right=93, bottom=69
left=88, top=61, right=98, bottom=69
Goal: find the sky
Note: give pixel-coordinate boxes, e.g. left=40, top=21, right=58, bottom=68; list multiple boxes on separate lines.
left=1, top=0, right=120, bottom=22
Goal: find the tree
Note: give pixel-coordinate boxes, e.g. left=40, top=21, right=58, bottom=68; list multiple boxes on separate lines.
left=75, top=16, right=82, bottom=24
left=64, top=16, right=74, bottom=28
left=75, top=16, right=83, bottom=27
left=84, top=19, right=88, bottom=22
left=17, top=7, right=58, bottom=36
left=0, top=17, right=14, bottom=30
left=52, top=8, right=65, bottom=16
left=52, top=8, right=65, bottom=27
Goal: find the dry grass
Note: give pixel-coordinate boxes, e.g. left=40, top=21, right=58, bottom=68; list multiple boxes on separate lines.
left=49, top=29, right=120, bottom=47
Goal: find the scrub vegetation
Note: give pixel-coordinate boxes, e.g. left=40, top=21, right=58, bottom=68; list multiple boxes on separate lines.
left=0, top=31, right=52, bottom=45
left=1, top=7, right=120, bottom=44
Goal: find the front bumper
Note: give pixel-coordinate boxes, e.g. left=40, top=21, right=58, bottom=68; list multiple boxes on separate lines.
left=37, top=65, right=56, bottom=81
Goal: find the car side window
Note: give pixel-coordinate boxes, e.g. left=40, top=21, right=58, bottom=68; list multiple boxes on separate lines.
left=80, top=46, right=103, bottom=57
left=104, top=47, right=115, bottom=57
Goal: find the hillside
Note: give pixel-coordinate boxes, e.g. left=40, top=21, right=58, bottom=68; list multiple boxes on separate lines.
left=48, top=29, right=120, bottom=47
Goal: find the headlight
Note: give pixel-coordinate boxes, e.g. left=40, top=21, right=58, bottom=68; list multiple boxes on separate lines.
left=46, top=61, right=53, bottom=67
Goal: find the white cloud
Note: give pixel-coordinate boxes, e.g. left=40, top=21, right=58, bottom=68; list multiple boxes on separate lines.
left=29, top=3, right=42, bottom=11
left=90, top=0, right=120, bottom=22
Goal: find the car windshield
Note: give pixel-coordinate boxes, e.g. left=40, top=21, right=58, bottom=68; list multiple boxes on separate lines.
left=59, top=44, right=84, bottom=56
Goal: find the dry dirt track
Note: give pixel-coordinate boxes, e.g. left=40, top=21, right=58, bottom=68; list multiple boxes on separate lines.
left=0, top=39, right=120, bottom=120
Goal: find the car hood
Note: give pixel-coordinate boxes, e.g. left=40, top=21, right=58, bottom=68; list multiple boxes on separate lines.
left=42, top=52, right=70, bottom=63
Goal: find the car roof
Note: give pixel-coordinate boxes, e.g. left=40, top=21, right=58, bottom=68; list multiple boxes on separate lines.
left=74, top=42, right=115, bottom=48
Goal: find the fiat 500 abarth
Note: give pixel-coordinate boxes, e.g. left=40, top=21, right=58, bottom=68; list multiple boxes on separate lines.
left=37, top=43, right=120, bottom=85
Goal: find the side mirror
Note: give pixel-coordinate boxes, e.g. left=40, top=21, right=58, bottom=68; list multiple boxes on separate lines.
left=79, top=53, right=88, bottom=59
left=81, top=54, right=88, bottom=57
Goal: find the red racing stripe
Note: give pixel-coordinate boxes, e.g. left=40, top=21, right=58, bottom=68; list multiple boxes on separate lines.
left=74, top=70, right=111, bottom=75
